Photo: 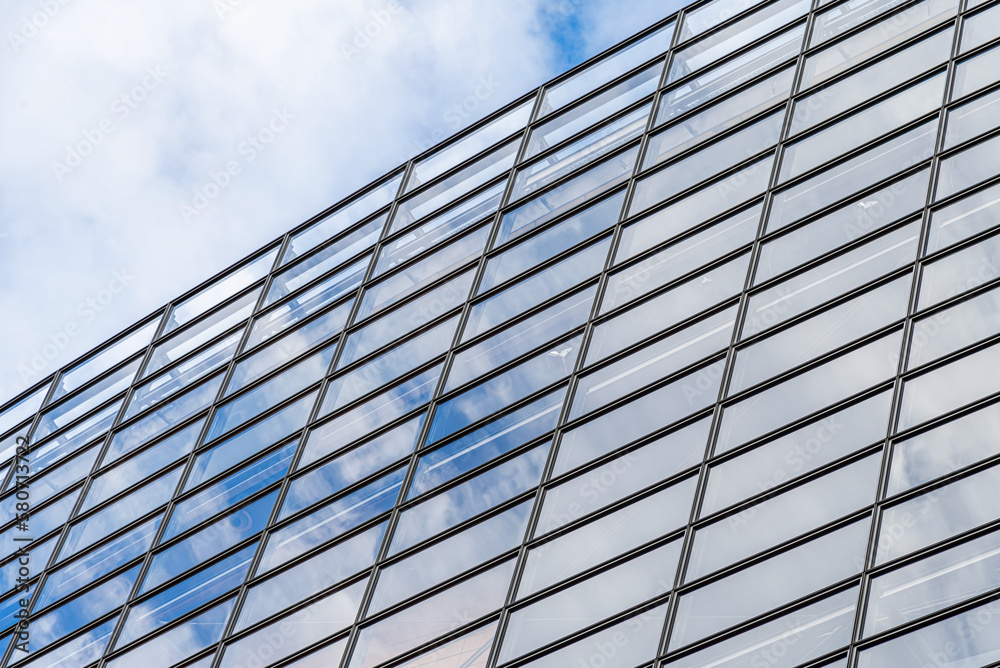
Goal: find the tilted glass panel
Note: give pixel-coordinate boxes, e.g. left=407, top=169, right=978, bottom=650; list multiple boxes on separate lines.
left=909, top=283, right=1000, bottom=369
left=141, top=490, right=276, bottom=592
left=27, top=398, right=120, bottom=480
left=389, top=443, right=549, bottom=556
left=704, top=391, right=893, bottom=515
left=605, top=202, right=759, bottom=309
left=448, top=287, right=594, bottom=392
left=13, top=618, right=116, bottom=668
left=127, top=330, right=240, bottom=419
left=33, top=358, right=139, bottom=443
left=865, top=524, right=1000, bottom=637
left=1, top=489, right=78, bottom=559
left=239, top=522, right=385, bottom=628
left=663, top=587, right=858, bottom=668
left=463, top=237, right=611, bottom=341
left=498, top=541, right=681, bottom=664
left=163, top=248, right=275, bottom=334
left=281, top=172, right=400, bottom=265
left=497, top=146, right=637, bottom=243
left=206, top=344, right=334, bottom=442
left=572, top=306, right=736, bottom=419
left=757, top=168, right=930, bottom=282
left=526, top=63, right=661, bottom=161
left=405, top=101, right=532, bottom=193
left=856, top=595, right=1000, bottom=667
left=769, top=122, right=937, bottom=230
left=538, top=22, right=674, bottom=117
left=369, top=501, right=530, bottom=615
left=408, top=388, right=564, bottom=499
left=730, top=274, right=911, bottom=395
left=888, top=400, right=1000, bottom=496
left=926, top=181, right=1000, bottom=255
left=425, top=335, right=581, bottom=445
left=649, top=64, right=794, bottom=162
left=810, top=0, right=920, bottom=46
left=348, top=559, right=516, bottom=668
left=679, top=0, right=769, bottom=40
left=897, top=337, right=1000, bottom=430
left=511, top=103, right=651, bottom=203
left=50, top=316, right=159, bottom=404
left=660, top=23, right=806, bottom=121
left=944, top=87, right=1000, bottom=151
left=937, top=133, right=1000, bottom=201
left=245, top=273, right=356, bottom=350
left=687, top=453, right=880, bottom=581
left=392, top=622, right=497, bottom=668
left=792, top=25, right=954, bottom=134
left=779, top=73, right=945, bottom=184
left=716, top=331, right=902, bottom=453
left=589, top=253, right=749, bottom=362
left=227, top=321, right=338, bottom=398
left=308, top=364, right=441, bottom=461
left=672, top=519, right=868, bottom=650
left=2, top=441, right=98, bottom=510
left=743, top=221, right=920, bottom=337
left=379, top=183, right=503, bottom=272
left=960, top=1, right=1000, bottom=53
left=918, top=232, right=1000, bottom=310
left=358, top=225, right=489, bottom=320
left=952, top=41, right=1000, bottom=100
left=668, top=0, right=808, bottom=83
left=266, top=214, right=384, bottom=306
left=393, top=140, right=518, bottom=225
left=0, top=385, right=48, bottom=444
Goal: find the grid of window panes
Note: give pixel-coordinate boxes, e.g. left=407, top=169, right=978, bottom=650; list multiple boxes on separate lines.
left=3, top=0, right=1000, bottom=664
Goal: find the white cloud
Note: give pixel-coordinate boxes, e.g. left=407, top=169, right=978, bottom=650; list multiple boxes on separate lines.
left=0, top=0, right=683, bottom=405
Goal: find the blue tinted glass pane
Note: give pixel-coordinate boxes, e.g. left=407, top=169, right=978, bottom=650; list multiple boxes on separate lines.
left=427, top=335, right=582, bottom=445
left=1, top=491, right=79, bottom=560
left=142, top=490, right=276, bottom=592
left=227, top=319, right=338, bottom=396
left=164, top=442, right=294, bottom=541
left=3, top=443, right=99, bottom=510
left=409, top=388, right=564, bottom=499
left=285, top=415, right=422, bottom=518
left=1, top=386, right=49, bottom=438
left=33, top=359, right=140, bottom=442
left=15, top=617, right=116, bottom=668
left=247, top=291, right=353, bottom=352
left=29, top=398, right=122, bottom=477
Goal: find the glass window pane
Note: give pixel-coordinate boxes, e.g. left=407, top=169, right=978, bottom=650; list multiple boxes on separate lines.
left=589, top=253, right=749, bottom=361
left=28, top=398, right=120, bottom=480
left=937, top=133, right=1000, bottom=201
left=14, top=618, right=116, bottom=668
left=793, top=25, right=954, bottom=134
left=526, top=62, right=661, bottom=160
left=650, top=64, right=794, bottom=161
left=667, top=0, right=808, bottom=83
left=448, top=287, right=595, bottom=392
left=572, top=307, right=736, bottom=419
left=926, top=181, right=1000, bottom=254
left=309, top=364, right=441, bottom=459
left=743, top=222, right=920, bottom=338
left=266, top=214, right=384, bottom=306
left=241, top=522, right=385, bottom=626
left=909, top=284, right=1000, bottom=369
left=486, top=192, right=623, bottom=291
left=672, top=519, right=868, bottom=650
left=757, top=167, right=930, bottom=280
left=3, top=442, right=98, bottom=510
left=705, top=391, right=893, bottom=515
left=33, top=359, right=139, bottom=443
left=393, top=140, right=518, bottom=225
left=1, top=385, right=49, bottom=444
left=512, top=103, right=650, bottom=203
left=897, top=337, right=1000, bottom=430
left=369, top=501, right=530, bottom=615
left=498, top=541, right=681, bottom=664
left=464, top=237, right=611, bottom=341
left=408, top=388, right=564, bottom=499
left=497, top=146, right=637, bottom=243
left=944, top=87, right=1000, bottom=150
left=605, top=201, right=759, bottom=308
left=246, top=270, right=357, bottom=350
left=1, top=488, right=78, bottom=561
left=392, top=622, right=496, bottom=668
left=281, top=172, right=400, bottom=265
left=379, top=182, right=503, bottom=272
left=952, top=41, right=1000, bottom=99
left=405, top=101, right=532, bottom=192
left=229, top=327, right=337, bottom=401
left=539, top=22, right=673, bottom=117
left=731, top=274, right=911, bottom=395
left=206, top=344, right=334, bottom=442
left=389, top=442, right=549, bottom=556
left=679, top=0, right=768, bottom=39
left=688, top=453, right=880, bottom=581
left=716, top=332, right=902, bottom=453
left=961, top=1, right=1000, bottom=53
left=164, top=248, right=276, bottom=334
left=51, top=317, right=159, bottom=404
left=810, top=0, right=933, bottom=46
left=347, top=559, right=515, bottom=668
left=888, top=400, right=1000, bottom=496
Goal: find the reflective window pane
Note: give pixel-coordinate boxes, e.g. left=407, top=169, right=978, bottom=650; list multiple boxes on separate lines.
left=909, top=283, right=1000, bottom=369
left=952, top=41, right=1000, bottom=100
left=106, top=597, right=235, bottom=668
left=245, top=272, right=356, bottom=350
left=943, top=87, right=1000, bottom=150
left=960, top=1, right=1000, bottom=53
left=34, top=358, right=139, bottom=443
left=936, top=133, right=1000, bottom=201
left=926, top=181, right=1000, bottom=254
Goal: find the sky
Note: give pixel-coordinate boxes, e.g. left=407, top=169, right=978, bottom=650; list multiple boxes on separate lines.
left=0, top=0, right=684, bottom=407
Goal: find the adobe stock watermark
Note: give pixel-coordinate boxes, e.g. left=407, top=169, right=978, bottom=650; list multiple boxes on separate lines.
left=179, top=107, right=295, bottom=224
left=340, top=0, right=405, bottom=62
left=16, top=269, right=135, bottom=385
left=410, top=74, right=502, bottom=154
left=51, top=65, right=169, bottom=182
left=7, top=0, right=71, bottom=54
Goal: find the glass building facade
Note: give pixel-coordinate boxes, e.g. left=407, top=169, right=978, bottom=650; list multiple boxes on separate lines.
left=4, top=0, right=1000, bottom=664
